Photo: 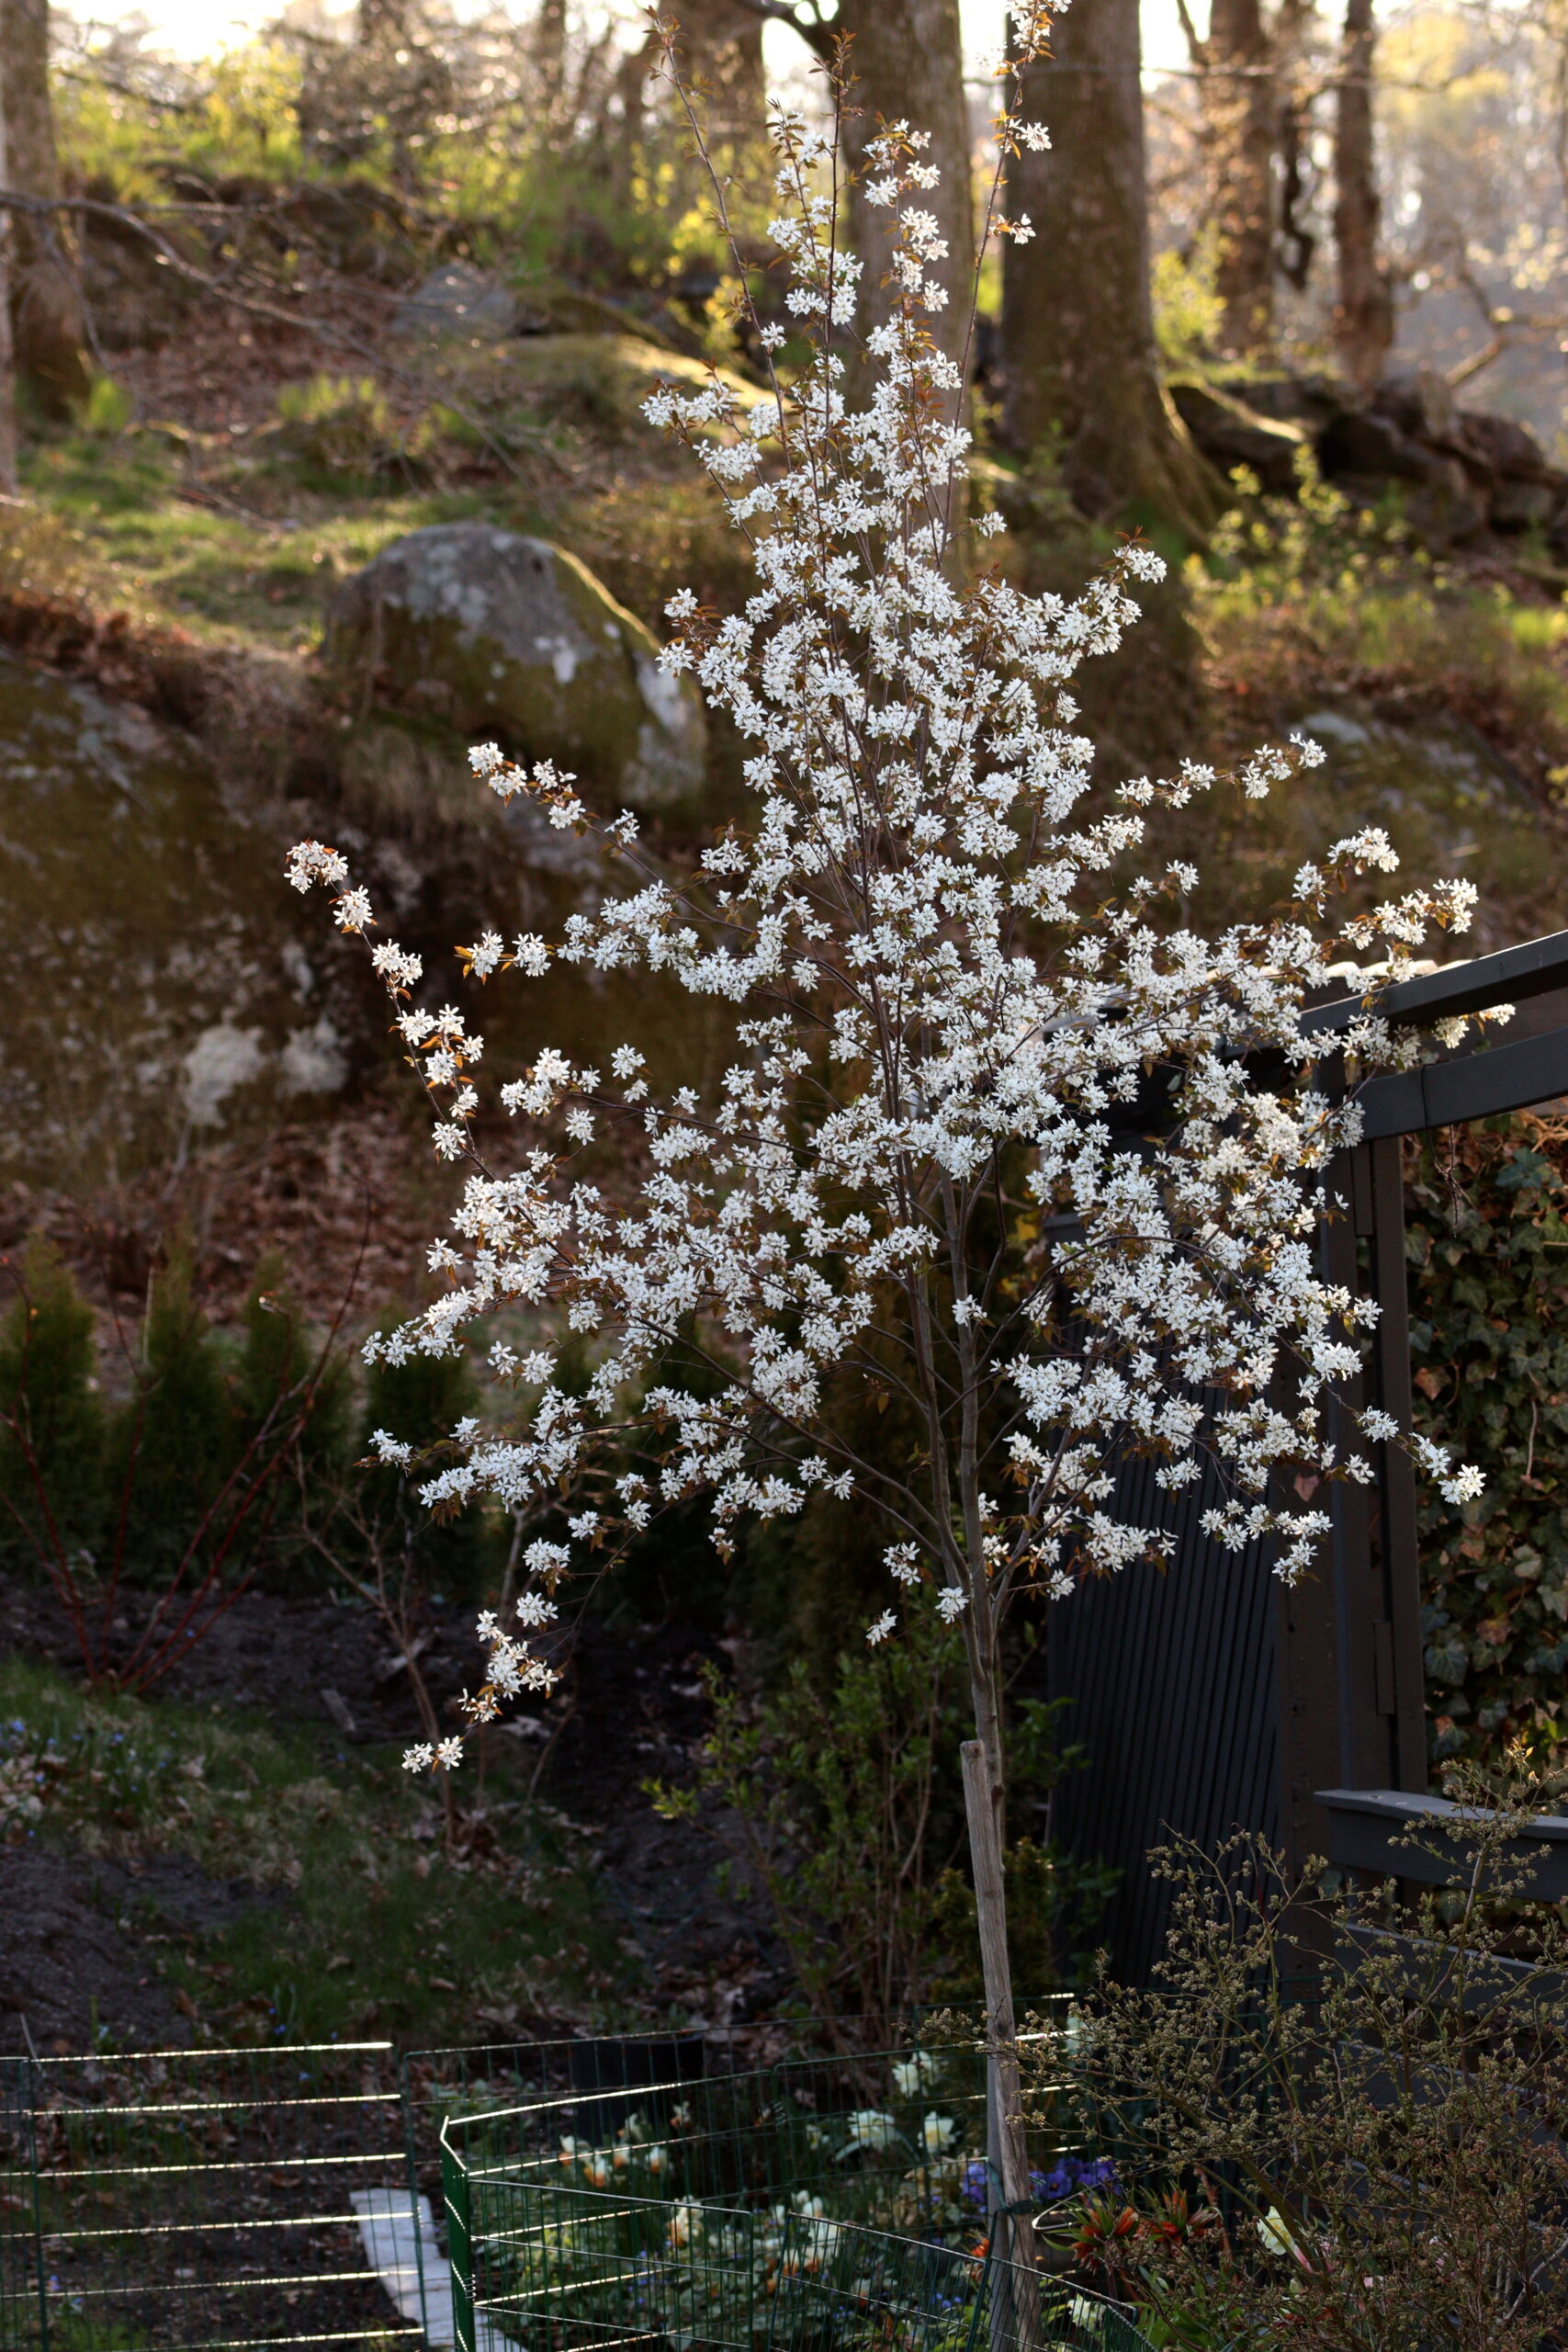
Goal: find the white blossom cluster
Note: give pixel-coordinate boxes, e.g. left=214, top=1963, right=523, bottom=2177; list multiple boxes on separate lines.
left=288, top=31, right=1481, bottom=1770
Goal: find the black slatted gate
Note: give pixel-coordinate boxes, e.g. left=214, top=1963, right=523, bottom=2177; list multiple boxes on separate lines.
left=1047, top=1449, right=1281, bottom=1988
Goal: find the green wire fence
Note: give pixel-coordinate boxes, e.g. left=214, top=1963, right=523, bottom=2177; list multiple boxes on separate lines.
left=0, top=2041, right=415, bottom=2351
left=0, top=2015, right=1122, bottom=2352
left=435, top=2035, right=1143, bottom=2352
left=440, top=2182, right=1149, bottom=2352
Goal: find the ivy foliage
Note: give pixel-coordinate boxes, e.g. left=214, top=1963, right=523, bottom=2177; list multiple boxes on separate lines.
left=1406, top=1114, right=1568, bottom=1765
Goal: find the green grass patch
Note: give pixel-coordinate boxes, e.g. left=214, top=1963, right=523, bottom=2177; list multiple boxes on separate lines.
left=12, top=428, right=492, bottom=650
left=0, top=1652, right=631, bottom=2047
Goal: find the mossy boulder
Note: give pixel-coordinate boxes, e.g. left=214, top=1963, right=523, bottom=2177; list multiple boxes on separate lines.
left=0, top=654, right=350, bottom=1184
left=321, top=523, right=707, bottom=812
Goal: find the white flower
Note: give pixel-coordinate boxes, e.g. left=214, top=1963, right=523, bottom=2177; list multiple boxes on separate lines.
left=920, top=2111, right=957, bottom=2154
left=1257, top=2206, right=1304, bottom=2262
left=286, top=840, right=348, bottom=891
left=334, top=887, right=374, bottom=933
left=668, top=2201, right=703, bottom=2246
left=866, top=1610, right=897, bottom=1646
left=838, top=2109, right=899, bottom=2157
left=891, top=2051, right=938, bottom=2096
left=885, top=1543, right=921, bottom=1586
left=371, top=942, right=423, bottom=987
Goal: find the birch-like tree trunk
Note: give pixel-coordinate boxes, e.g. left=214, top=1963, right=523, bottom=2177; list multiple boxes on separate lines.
left=1001, top=0, right=1219, bottom=537
left=1, top=0, right=90, bottom=414
left=1332, top=0, right=1393, bottom=392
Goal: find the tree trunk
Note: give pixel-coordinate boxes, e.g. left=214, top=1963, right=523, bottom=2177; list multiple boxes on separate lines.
left=607, top=29, right=657, bottom=210
left=961, top=1734, right=1036, bottom=2238
left=358, top=0, right=412, bottom=40
left=1001, top=0, right=1220, bottom=538
left=1, top=0, right=91, bottom=415
left=1197, top=0, right=1276, bottom=358
left=0, top=62, right=18, bottom=495
left=1332, top=0, right=1393, bottom=394
left=833, top=0, right=974, bottom=385
left=661, top=0, right=767, bottom=150
left=532, top=0, right=570, bottom=136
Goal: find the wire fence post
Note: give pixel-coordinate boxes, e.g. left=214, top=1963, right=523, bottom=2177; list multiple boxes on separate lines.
left=0, top=2052, right=49, bottom=2352
left=441, top=2117, right=476, bottom=2352
left=398, top=2048, right=437, bottom=2348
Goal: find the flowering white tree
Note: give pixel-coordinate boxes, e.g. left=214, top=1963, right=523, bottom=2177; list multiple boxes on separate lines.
left=288, top=9, right=1482, bottom=2265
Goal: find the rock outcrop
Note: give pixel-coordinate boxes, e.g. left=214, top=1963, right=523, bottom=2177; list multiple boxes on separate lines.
left=322, top=524, right=707, bottom=812
left=390, top=261, right=521, bottom=347
left=0, top=653, right=348, bottom=1183
left=1172, top=365, right=1568, bottom=555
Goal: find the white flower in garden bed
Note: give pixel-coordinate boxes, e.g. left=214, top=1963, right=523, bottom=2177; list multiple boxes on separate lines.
left=837, top=2109, right=901, bottom=2158
left=892, top=2051, right=941, bottom=2098
left=667, top=2201, right=704, bottom=2248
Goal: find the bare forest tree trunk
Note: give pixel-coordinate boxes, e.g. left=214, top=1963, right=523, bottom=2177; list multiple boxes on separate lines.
left=532, top=0, right=570, bottom=129
left=661, top=0, right=768, bottom=150
left=0, top=63, right=18, bottom=494
left=1276, top=0, right=1320, bottom=297
left=1190, top=0, right=1277, bottom=357
left=832, top=0, right=974, bottom=386
left=358, top=0, right=413, bottom=40
left=1, top=0, right=91, bottom=414
left=607, top=28, right=658, bottom=212
left=1333, top=0, right=1393, bottom=392
left=1001, top=0, right=1219, bottom=536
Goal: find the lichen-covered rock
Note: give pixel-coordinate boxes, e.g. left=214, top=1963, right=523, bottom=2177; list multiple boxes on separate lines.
left=322, top=524, right=706, bottom=812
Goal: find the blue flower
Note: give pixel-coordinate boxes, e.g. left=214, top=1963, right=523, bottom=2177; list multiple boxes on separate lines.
left=1032, top=2156, right=1118, bottom=2207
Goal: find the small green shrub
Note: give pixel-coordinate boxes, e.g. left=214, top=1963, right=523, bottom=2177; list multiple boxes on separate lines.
left=1152, top=236, right=1225, bottom=376
left=81, top=376, right=136, bottom=436
left=0, top=1240, right=360, bottom=1684
left=649, top=1615, right=1111, bottom=2029
left=1043, top=1768, right=1568, bottom=2352
left=1198, top=447, right=1418, bottom=607
left=107, top=1240, right=235, bottom=1582
left=0, top=1238, right=106, bottom=1565
left=358, top=1329, right=490, bottom=1596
